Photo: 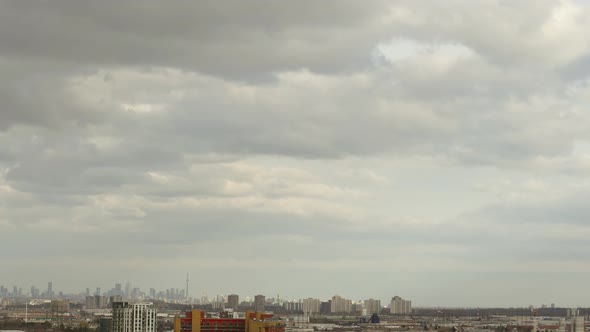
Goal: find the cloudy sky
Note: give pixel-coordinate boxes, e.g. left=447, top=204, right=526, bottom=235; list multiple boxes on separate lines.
left=2, top=0, right=590, bottom=307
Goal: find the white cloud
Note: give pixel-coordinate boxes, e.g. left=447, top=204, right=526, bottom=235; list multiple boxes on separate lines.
left=374, top=38, right=475, bottom=67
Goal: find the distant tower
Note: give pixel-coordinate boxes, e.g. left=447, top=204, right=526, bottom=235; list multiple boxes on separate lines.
left=186, top=273, right=189, bottom=299
left=228, top=294, right=239, bottom=311
left=124, top=281, right=130, bottom=298
left=254, top=294, right=265, bottom=312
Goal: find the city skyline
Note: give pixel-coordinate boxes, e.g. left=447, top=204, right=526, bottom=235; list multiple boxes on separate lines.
left=0, top=279, right=574, bottom=310
left=2, top=1, right=590, bottom=309
left=0, top=280, right=408, bottom=305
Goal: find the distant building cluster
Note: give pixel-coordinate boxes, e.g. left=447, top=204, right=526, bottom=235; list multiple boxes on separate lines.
left=0, top=281, right=55, bottom=299
left=0, top=280, right=418, bottom=320
left=2, top=281, right=590, bottom=332
left=1, top=280, right=189, bottom=303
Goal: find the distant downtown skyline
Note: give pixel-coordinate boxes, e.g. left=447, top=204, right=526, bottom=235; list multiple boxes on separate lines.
left=0, top=280, right=565, bottom=310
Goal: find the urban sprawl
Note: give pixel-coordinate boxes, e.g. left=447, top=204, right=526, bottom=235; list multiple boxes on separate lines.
left=0, top=281, right=587, bottom=332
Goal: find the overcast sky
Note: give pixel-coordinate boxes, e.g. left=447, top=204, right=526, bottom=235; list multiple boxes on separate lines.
left=2, top=0, right=590, bottom=308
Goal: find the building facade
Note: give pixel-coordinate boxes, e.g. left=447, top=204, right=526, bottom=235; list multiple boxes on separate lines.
left=175, top=310, right=284, bottom=332
left=330, top=295, right=352, bottom=314
left=51, top=300, right=69, bottom=320
left=112, top=302, right=157, bottom=332
left=390, top=296, right=411, bottom=315
left=302, top=298, right=321, bottom=314
left=283, top=300, right=303, bottom=312
left=364, top=299, right=381, bottom=315
left=86, top=295, right=108, bottom=309
left=573, top=317, right=584, bottom=332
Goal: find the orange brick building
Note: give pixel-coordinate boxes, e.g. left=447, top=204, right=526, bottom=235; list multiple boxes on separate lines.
left=174, top=310, right=285, bottom=332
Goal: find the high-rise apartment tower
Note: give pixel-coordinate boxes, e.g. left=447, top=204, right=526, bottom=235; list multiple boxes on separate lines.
left=390, top=296, right=411, bottom=315
left=112, top=302, right=157, bottom=332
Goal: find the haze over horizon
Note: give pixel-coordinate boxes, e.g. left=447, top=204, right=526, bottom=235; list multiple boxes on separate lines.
left=2, top=0, right=590, bottom=308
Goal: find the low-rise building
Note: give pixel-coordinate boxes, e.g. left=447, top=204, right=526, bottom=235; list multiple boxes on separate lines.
left=175, top=310, right=284, bottom=332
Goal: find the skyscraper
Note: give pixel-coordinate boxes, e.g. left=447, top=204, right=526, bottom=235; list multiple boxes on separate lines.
left=254, top=295, right=265, bottom=312
left=31, top=286, right=40, bottom=298
left=228, top=294, right=239, bottom=311
left=115, top=283, right=122, bottom=296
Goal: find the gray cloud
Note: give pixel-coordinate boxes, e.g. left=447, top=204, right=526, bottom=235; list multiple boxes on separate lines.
left=0, top=1, right=390, bottom=78
left=2, top=0, right=590, bottom=307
